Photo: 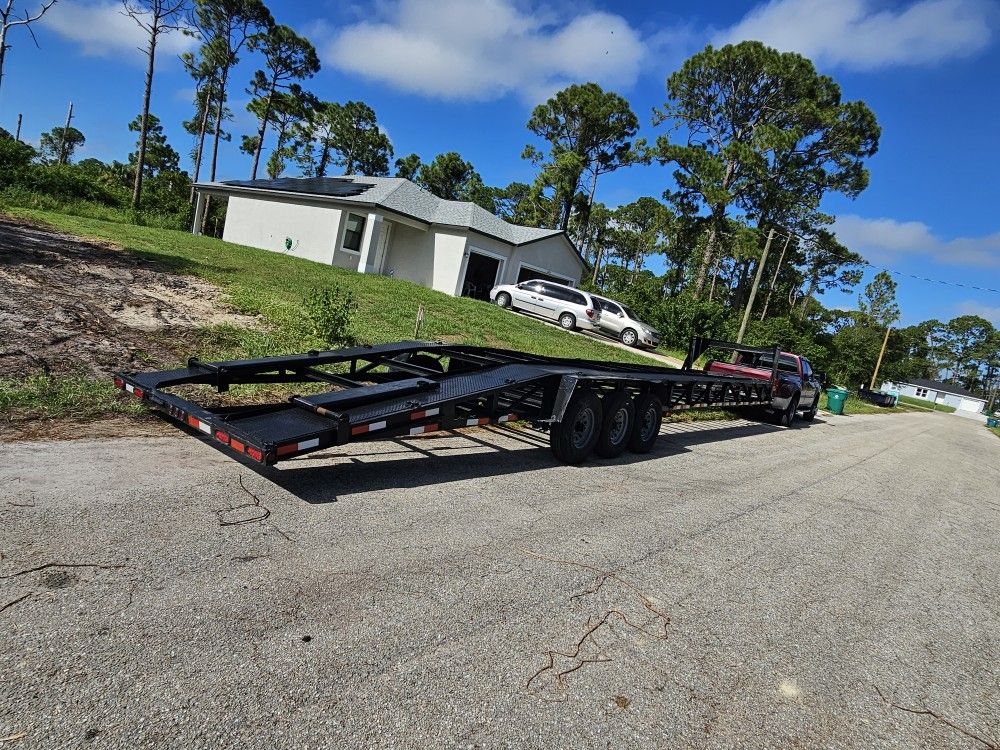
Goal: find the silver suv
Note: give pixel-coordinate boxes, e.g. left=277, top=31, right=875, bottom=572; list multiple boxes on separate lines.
left=592, top=295, right=661, bottom=348
left=490, top=279, right=602, bottom=331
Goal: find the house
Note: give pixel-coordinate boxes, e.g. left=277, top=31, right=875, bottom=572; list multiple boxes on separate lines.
left=881, top=378, right=988, bottom=415
left=190, top=176, right=586, bottom=300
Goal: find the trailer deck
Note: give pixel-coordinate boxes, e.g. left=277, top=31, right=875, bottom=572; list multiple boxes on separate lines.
left=113, top=340, right=779, bottom=466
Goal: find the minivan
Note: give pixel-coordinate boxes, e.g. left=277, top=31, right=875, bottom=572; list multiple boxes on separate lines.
left=490, top=279, right=602, bottom=331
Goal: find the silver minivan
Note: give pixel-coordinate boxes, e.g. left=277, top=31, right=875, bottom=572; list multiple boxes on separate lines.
left=490, top=279, right=602, bottom=331
left=591, top=295, right=661, bottom=348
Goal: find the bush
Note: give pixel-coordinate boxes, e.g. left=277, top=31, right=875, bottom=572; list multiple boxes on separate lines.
left=303, top=285, right=357, bottom=348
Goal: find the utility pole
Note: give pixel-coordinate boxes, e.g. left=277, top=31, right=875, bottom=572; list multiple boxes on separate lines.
left=14, top=113, right=22, bottom=141
left=58, top=101, right=74, bottom=164
left=736, top=227, right=776, bottom=344
left=869, top=326, right=892, bottom=390
left=759, top=232, right=792, bottom=321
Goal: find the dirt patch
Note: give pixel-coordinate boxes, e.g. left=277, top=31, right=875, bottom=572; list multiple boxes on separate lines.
left=0, top=215, right=258, bottom=378
left=0, top=414, right=174, bottom=442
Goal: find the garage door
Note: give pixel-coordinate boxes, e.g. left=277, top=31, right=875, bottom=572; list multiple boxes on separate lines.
left=958, top=398, right=983, bottom=412
left=516, top=266, right=573, bottom=286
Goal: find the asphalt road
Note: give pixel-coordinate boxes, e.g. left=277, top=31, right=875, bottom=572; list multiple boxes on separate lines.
left=1, top=412, right=998, bottom=749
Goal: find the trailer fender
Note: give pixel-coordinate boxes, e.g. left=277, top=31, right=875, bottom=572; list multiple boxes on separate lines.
left=548, top=374, right=581, bottom=423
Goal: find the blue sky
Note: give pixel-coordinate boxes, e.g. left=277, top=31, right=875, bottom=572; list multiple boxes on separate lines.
left=1, top=0, right=998, bottom=327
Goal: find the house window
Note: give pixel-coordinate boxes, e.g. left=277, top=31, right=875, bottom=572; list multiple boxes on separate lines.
left=915, top=388, right=928, bottom=397
left=342, top=213, right=366, bottom=253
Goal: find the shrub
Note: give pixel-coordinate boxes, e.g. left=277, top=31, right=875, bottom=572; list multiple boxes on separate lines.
left=303, top=285, right=357, bottom=348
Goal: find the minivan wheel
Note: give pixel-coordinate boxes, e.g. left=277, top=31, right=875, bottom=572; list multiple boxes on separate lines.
left=595, top=392, right=635, bottom=458
left=620, top=328, right=638, bottom=347
left=495, top=292, right=511, bottom=309
left=559, top=313, right=577, bottom=330
left=550, top=389, right=602, bottom=463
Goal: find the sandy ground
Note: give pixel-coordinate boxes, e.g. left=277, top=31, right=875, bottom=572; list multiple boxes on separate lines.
left=1, top=411, right=997, bottom=748
left=0, top=216, right=256, bottom=378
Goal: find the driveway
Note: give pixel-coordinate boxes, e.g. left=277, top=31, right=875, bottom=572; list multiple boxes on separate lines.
left=1, top=413, right=998, bottom=748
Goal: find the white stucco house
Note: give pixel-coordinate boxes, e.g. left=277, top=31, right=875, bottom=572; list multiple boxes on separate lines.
left=191, top=176, right=585, bottom=300
left=881, top=378, right=988, bottom=417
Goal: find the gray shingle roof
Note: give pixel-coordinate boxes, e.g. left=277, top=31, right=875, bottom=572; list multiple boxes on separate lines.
left=205, top=175, right=566, bottom=247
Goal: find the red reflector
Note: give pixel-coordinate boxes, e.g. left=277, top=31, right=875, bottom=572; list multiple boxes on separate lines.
left=133, top=388, right=144, bottom=400
left=186, top=415, right=200, bottom=429
left=214, top=431, right=230, bottom=444
left=113, top=377, right=124, bottom=390
left=246, top=447, right=264, bottom=462
left=276, top=443, right=298, bottom=456
left=230, top=439, right=245, bottom=453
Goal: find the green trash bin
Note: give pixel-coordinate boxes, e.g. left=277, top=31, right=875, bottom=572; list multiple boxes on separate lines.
left=988, top=416, right=999, bottom=428
left=826, top=387, right=849, bottom=415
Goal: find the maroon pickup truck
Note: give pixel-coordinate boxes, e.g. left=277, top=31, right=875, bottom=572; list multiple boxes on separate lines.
left=704, top=350, right=822, bottom=425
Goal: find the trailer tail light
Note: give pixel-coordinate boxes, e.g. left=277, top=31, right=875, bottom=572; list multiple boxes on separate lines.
left=245, top=447, right=264, bottom=462
left=113, top=376, right=124, bottom=390
left=214, top=430, right=230, bottom=444
left=132, top=387, right=145, bottom=400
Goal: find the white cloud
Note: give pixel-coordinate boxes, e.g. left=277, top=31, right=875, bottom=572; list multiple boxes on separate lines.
left=43, top=0, right=194, bottom=62
left=833, top=214, right=1000, bottom=268
left=956, top=301, right=1000, bottom=323
left=324, top=0, right=647, bottom=102
left=714, top=0, right=993, bottom=70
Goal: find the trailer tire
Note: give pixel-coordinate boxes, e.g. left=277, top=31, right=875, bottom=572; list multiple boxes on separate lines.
left=595, top=392, right=635, bottom=458
left=628, top=394, right=662, bottom=454
left=550, top=389, right=602, bottom=464
left=495, top=292, right=512, bottom=309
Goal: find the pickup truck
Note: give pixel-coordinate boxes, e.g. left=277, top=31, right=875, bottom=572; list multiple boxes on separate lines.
left=703, top=350, right=823, bottom=426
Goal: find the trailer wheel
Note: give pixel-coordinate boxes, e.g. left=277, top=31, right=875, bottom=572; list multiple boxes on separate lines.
left=628, top=394, right=662, bottom=454
left=595, top=392, right=635, bottom=458
left=559, top=312, right=577, bottom=330
left=495, top=292, right=512, bottom=309
left=550, top=389, right=602, bottom=464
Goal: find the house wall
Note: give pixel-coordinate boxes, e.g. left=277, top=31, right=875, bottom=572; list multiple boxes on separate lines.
left=890, top=382, right=985, bottom=413
left=509, top=237, right=584, bottom=286
left=383, top=222, right=436, bottom=287
left=432, top=230, right=471, bottom=295
left=223, top=195, right=341, bottom=265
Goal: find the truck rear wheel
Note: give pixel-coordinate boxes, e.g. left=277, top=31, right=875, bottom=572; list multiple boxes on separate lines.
left=550, top=389, right=602, bottom=464
left=628, top=394, right=662, bottom=454
left=777, top=395, right=799, bottom=427
left=801, top=395, right=819, bottom=421
left=595, top=392, right=634, bottom=458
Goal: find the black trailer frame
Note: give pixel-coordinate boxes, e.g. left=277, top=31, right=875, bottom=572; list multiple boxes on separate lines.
left=113, top=340, right=778, bottom=466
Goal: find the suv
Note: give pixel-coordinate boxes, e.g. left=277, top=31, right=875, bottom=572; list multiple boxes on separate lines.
left=491, top=279, right=602, bottom=332
left=591, top=295, right=661, bottom=348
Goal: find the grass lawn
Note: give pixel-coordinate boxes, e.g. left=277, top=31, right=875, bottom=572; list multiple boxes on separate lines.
left=818, top=391, right=922, bottom=416
left=990, top=427, right=1000, bottom=439
left=896, top=394, right=957, bottom=413
left=1, top=208, right=663, bottom=426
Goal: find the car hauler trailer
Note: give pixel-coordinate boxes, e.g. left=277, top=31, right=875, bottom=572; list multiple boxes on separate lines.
left=113, top=339, right=781, bottom=466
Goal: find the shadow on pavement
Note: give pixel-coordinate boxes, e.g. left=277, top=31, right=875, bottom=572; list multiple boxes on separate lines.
left=216, top=417, right=808, bottom=504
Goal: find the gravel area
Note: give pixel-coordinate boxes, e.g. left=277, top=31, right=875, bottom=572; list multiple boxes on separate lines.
left=1, top=411, right=998, bottom=748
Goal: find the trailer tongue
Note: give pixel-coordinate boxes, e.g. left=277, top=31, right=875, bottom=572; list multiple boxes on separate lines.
left=113, top=339, right=779, bottom=466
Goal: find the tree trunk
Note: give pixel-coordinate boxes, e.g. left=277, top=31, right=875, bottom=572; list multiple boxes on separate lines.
left=250, top=85, right=275, bottom=180
left=591, top=244, right=603, bottom=286
left=693, top=221, right=720, bottom=299
left=190, top=85, right=211, bottom=204
left=0, top=28, right=8, bottom=99
left=132, top=26, right=158, bottom=210
left=209, top=66, right=229, bottom=182
left=798, top=277, right=818, bottom=320
left=317, top=140, right=330, bottom=177
left=759, top=233, right=792, bottom=321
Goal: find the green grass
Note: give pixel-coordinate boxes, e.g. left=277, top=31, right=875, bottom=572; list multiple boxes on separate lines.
left=989, top=427, right=1000, bottom=439
left=817, top=391, right=921, bottom=415
left=896, top=394, right=957, bottom=413
left=2, top=207, right=662, bottom=424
